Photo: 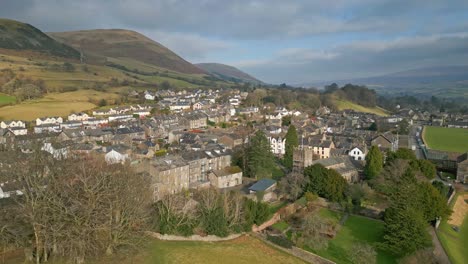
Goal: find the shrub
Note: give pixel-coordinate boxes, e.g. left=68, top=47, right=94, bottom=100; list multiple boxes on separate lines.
left=267, top=235, right=294, bottom=249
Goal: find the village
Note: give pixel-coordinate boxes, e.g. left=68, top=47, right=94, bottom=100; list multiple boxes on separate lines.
left=1, top=87, right=467, bottom=201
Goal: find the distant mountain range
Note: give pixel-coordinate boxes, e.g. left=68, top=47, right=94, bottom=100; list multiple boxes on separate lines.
left=195, top=63, right=262, bottom=84
left=303, top=65, right=468, bottom=98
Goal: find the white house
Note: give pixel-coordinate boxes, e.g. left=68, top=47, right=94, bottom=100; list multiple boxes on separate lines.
left=268, top=136, right=286, bottom=155
left=0, top=120, right=26, bottom=129
left=169, top=101, right=191, bottom=111
left=36, top=117, right=63, bottom=126
left=42, top=142, right=68, bottom=159
left=8, top=127, right=28, bottom=136
left=68, top=112, right=89, bottom=121
left=132, top=110, right=151, bottom=117
left=144, top=91, right=156, bottom=100
left=348, top=146, right=367, bottom=161
left=105, top=149, right=129, bottom=164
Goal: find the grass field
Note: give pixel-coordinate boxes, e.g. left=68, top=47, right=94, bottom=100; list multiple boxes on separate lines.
left=310, top=208, right=397, bottom=264
left=437, top=192, right=468, bottom=264
left=0, top=93, right=15, bottom=106
left=335, top=99, right=389, bottom=116
left=423, top=126, right=468, bottom=153
left=2, top=236, right=306, bottom=264
left=0, top=90, right=120, bottom=120
left=142, top=236, right=306, bottom=264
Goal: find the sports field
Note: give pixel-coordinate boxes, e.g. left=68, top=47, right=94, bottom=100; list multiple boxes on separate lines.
left=423, top=126, right=468, bottom=153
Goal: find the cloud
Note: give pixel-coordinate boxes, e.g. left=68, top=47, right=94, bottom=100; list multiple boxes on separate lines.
left=143, top=31, right=233, bottom=61
left=234, top=33, right=468, bottom=83
left=0, top=1, right=467, bottom=83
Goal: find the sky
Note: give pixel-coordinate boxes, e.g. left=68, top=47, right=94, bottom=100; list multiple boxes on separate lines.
left=1, top=0, right=468, bottom=84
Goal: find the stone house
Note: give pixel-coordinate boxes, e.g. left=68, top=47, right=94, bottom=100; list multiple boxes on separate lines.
left=209, top=166, right=243, bottom=189
left=457, top=153, right=468, bottom=184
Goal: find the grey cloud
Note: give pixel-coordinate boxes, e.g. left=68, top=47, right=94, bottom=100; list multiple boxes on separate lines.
left=236, top=33, right=468, bottom=83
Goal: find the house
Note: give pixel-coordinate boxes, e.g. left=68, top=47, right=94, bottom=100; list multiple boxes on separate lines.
left=0, top=182, right=23, bottom=199
left=142, top=156, right=190, bottom=201
left=170, top=101, right=191, bottom=111
left=0, top=120, right=26, bottom=129
left=144, top=91, right=156, bottom=100
left=348, top=146, right=367, bottom=161
left=457, top=153, right=468, bottom=184
left=312, top=156, right=360, bottom=182
left=68, top=112, right=89, bottom=121
left=371, top=132, right=398, bottom=151
left=60, top=121, right=83, bottom=130
left=209, top=166, right=243, bottom=189
left=34, top=124, right=62, bottom=134
left=447, top=121, right=468, bottom=129
left=268, top=135, right=286, bottom=155
left=105, top=146, right=130, bottom=164
left=108, top=114, right=134, bottom=122
left=36, top=116, right=63, bottom=126
left=7, top=127, right=28, bottom=136
left=42, top=142, right=70, bottom=159
left=249, top=179, right=277, bottom=202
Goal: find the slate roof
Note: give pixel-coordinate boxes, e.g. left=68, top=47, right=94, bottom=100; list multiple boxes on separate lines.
left=249, top=178, right=276, bottom=192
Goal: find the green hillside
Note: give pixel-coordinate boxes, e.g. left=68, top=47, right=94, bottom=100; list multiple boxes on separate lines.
left=49, top=29, right=205, bottom=74
left=196, top=63, right=261, bottom=84
left=335, top=99, right=389, bottom=116
left=0, top=18, right=80, bottom=59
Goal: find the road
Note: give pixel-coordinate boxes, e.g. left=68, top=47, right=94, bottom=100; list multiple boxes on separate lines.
left=409, top=124, right=424, bottom=159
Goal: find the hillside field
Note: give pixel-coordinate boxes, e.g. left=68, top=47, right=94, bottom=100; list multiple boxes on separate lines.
left=0, top=93, right=15, bottom=106
left=335, top=99, right=389, bottom=116
left=0, top=90, right=120, bottom=121
left=423, top=126, right=468, bottom=153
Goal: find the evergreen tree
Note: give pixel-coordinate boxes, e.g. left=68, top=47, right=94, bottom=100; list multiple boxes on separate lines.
left=364, top=146, right=383, bottom=180
left=247, top=130, right=275, bottom=179
left=304, top=164, right=347, bottom=202
left=283, top=125, right=298, bottom=169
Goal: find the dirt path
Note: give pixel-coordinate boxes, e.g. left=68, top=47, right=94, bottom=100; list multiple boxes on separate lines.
left=431, top=227, right=451, bottom=264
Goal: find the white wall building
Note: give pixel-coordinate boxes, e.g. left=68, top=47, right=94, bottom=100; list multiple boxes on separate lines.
left=36, top=117, right=63, bottom=126
left=348, top=147, right=367, bottom=161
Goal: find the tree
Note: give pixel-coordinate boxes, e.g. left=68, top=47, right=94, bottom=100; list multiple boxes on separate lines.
left=432, top=181, right=449, bottom=198
left=364, top=146, right=383, bottom=180
left=299, top=213, right=338, bottom=250
left=283, top=125, right=298, bottom=169
left=98, top=98, right=107, bottom=107
left=1, top=150, right=150, bottom=263
left=369, top=122, right=378, bottom=131
left=417, top=182, right=450, bottom=222
left=347, top=243, right=377, bottom=264
left=417, top=160, right=436, bottom=179
left=281, top=116, right=291, bottom=126
left=304, top=164, right=348, bottom=202
left=381, top=205, right=430, bottom=256
left=279, top=172, right=308, bottom=201
left=62, top=62, right=75, bottom=72
left=246, top=130, right=275, bottom=179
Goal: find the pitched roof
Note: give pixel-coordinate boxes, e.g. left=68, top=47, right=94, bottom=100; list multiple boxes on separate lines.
left=249, top=178, right=276, bottom=192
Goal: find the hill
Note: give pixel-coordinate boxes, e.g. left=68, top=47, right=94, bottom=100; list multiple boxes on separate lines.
left=306, top=65, right=468, bottom=98
left=195, top=63, right=262, bottom=84
left=334, top=99, right=389, bottom=116
left=0, top=18, right=79, bottom=59
left=49, top=29, right=205, bottom=74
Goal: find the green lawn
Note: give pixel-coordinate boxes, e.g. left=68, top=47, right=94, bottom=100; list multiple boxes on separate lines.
left=142, top=236, right=306, bottom=264
left=335, top=99, right=389, bottom=116
left=437, top=193, right=468, bottom=264
left=310, top=209, right=397, bottom=264
left=423, top=126, right=468, bottom=153
left=272, top=221, right=290, bottom=232
left=0, top=93, right=16, bottom=106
